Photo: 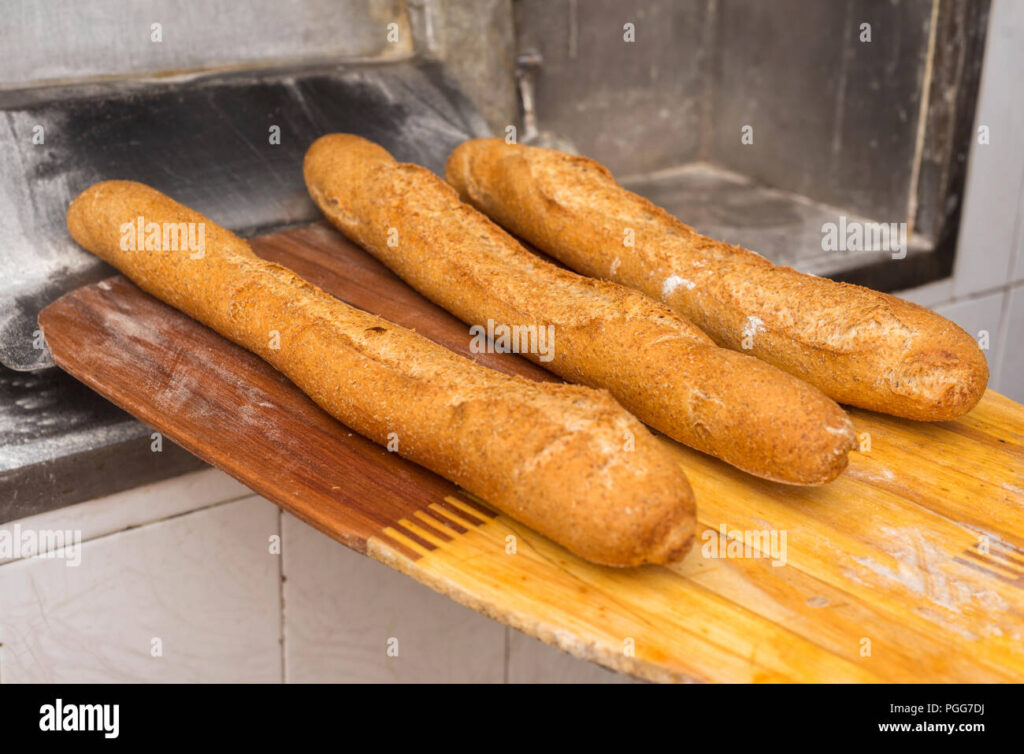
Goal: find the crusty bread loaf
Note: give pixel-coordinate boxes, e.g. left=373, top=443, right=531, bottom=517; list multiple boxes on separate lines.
left=305, top=134, right=856, bottom=484
left=446, top=139, right=989, bottom=422
left=66, top=180, right=695, bottom=567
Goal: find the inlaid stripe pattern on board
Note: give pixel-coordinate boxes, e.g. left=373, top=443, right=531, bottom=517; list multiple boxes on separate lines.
left=378, top=496, right=500, bottom=560
left=956, top=539, right=1024, bottom=589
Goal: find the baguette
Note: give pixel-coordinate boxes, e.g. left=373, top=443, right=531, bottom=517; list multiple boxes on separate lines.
left=304, top=134, right=856, bottom=484
left=66, top=180, right=695, bottom=567
left=446, top=139, right=989, bottom=422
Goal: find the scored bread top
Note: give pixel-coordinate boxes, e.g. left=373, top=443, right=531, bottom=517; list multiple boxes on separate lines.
left=446, top=138, right=989, bottom=421
left=304, top=134, right=715, bottom=345
left=307, top=134, right=857, bottom=485
left=65, top=179, right=696, bottom=566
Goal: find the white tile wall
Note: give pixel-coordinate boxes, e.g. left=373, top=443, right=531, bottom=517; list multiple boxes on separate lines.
left=934, top=289, right=1004, bottom=362
left=951, top=0, right=1024, bottom=297
left=280, top=513, right=505, bottom=683
left=507, top=629, right=640, bottom=684
left=895, top=278, right=955, bottom=309
left=0, top=495, right=282, bottom=682
left=0, top=472, right=632, bottom=683
left=0, top=467, right=250, bottom=566
left=1000, top=285, right=1024, bottom=394
left=1014, top=186, right=1024, bottom=286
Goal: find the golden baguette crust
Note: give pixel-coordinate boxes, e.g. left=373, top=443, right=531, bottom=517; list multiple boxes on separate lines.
left=446, top=139, right=990, bottom=422
left=305, top=134, right=855, bottom=484
left=66, top=180, right=695, bottom=566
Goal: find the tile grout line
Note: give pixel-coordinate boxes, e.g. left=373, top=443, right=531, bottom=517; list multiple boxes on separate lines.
left=0, top=491, right=260, bottom=568
left=926, top=278, right=1024, bottom=309
left=279, top=506, right=287, bottom=685
left=503, top=625, right=510, bottom=684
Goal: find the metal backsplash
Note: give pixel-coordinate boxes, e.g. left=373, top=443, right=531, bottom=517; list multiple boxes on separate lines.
left=0, top=0, right=416, bottom=88
left=515, top=0, right=986, bottom=234
left=0, top=62, right=491, bottom=372
left=515, top=0, right=709, bottom=174
left=0, top=0, right=515, bottom=371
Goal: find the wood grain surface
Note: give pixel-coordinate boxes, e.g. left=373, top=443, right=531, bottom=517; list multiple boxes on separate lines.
left=39, top=221, right=1024, bottom=682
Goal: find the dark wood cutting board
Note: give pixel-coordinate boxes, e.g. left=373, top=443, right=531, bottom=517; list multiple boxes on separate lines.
left=38, top=223, right=548, bottom=558
left=39, top=221, right=1024, bottom=682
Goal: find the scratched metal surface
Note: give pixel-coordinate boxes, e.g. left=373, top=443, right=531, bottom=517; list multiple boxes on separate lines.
left=0, top=0, right=412, bottom=89
left=0, top=363, right=205, bottom=523
left=622, top=163, right=937, bottom=292
left=0, top=60, right=490, bottom=371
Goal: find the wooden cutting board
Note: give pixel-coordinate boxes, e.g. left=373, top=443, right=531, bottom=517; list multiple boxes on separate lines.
left=39, top=221, right=1024, bottom=683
